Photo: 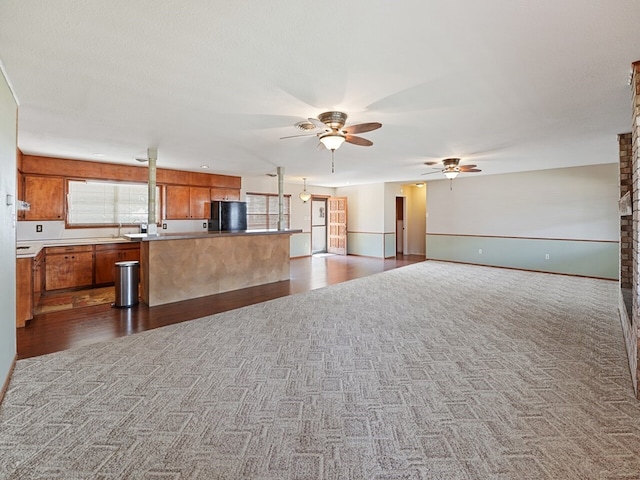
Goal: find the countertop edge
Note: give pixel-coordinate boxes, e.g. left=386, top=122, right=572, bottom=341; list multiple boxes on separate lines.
left=125, top=229, right=303, bottom=242
left=16, top=230, right=304, bottom=257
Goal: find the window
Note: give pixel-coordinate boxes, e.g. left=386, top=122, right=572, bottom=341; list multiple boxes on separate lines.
left=67, top=180, right=160, bottom=226
left=246, top=193, right=290, bottom=230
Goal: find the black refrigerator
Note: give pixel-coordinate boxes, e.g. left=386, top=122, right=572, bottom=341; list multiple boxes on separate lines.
left=208, top=201, right=247, bottom=231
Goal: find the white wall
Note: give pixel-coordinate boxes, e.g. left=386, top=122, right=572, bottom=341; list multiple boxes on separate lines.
left=427, top=164, right=618, bottom=240
left=0, top=66, right=17, bottom=394
left=335, top=183, right=385, bottom=233
left=425, top=164, right=619, bottom=278
left=405, top=184, right=427, bottom=255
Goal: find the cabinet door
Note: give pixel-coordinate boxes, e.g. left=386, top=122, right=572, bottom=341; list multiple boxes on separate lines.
left=95, top=249, right=121, bottom=284
left=24, top=176, right=65, bottom=220
left=165, top=185, right=191, bottom=219
left=211, top=187, right=240, bottom=201
left=95, top=245, right=140, bottom=284
left=45, top=254, right=74, bottom=290
left=71, top=252, right=94, bottom=288
left=33, top=251, right=45, bottom=304
left=190, top=187, right=211, bottom=219
left=46, top=249, right=94, bottom=290
left=120, top=247, right=140, bottom=263
left=16, top=258, right=33, bottom=327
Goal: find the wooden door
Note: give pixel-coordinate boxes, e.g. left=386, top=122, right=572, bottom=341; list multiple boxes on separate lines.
left=327, top=197, right=347, bottom=255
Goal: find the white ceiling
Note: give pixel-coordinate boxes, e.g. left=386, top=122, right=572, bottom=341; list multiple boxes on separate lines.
left=1, top=1, right=639, bottom=187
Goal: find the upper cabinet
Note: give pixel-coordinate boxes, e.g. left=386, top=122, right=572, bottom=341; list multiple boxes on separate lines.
left=18, top=155, right=242, bottom=223
left=165, top=185, right=211, bottom=219
left=190, top=186, right=212, bottom=219
left=211, top=187, right=240, bottom=201
left=23, top=175, right=65, bottom=220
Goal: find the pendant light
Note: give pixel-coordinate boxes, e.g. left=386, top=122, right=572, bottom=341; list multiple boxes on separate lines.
left=299, top=177, right=311, bottom=203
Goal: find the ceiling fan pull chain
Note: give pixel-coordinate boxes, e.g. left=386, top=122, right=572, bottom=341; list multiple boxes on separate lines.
left=331, top=149, right=335, bottom=173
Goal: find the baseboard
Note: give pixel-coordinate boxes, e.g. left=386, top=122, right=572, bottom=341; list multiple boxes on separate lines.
left=0, top=354, right=17, bottom=405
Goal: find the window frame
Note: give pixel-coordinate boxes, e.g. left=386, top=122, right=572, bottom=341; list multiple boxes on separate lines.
left=245, top=192, right=291, bottom=230
left=65, top=178, right=161, bottom=228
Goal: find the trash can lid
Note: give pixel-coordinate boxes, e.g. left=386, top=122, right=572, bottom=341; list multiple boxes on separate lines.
left=115, top=261, right=139, bottom=266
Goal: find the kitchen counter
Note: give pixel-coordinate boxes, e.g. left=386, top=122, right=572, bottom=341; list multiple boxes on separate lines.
left=17, top=237, right=136, bottom=258
left=124, top=229, right=301, bottom=242
left=139, top=230, right=301, bottom=307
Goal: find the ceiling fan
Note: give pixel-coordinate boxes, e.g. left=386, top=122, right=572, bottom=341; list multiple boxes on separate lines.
left=281, top=111, right=382, bottom=172
left=421, top=157, right=481, bottom=180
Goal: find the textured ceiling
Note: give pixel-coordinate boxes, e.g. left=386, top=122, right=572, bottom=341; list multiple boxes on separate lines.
left=1, top=1, right=639, bottom=187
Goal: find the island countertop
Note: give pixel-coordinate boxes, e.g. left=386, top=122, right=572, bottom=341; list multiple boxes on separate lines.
left=125, top=229, right=302, bottom=242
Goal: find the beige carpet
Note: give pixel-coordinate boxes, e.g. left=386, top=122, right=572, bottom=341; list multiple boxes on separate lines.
left=1, top=261, right=639, bottom=479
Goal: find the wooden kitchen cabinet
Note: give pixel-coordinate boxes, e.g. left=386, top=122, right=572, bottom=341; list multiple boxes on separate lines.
left=16, top=258, right=32, bottom=328
left=165, top=185, right=211, bottom=219
left=165, top=185, right=190, bottom=219
left=210, top=187, right=240, bottom=201
left=23, top=175, right=65, bottom=220
left=95, top=243, right=140, bottom=284
left=45, top=245, right=94, bottom=290
left=190, top=186, right=211, bottom=219
left=33, top=249, right=45, bottom=305
left=16, top=249, right=45, bottom=327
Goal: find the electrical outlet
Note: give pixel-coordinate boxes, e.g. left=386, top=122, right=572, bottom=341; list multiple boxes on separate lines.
left=203, top=222, right=207, bottom=229
left=545, top=253, right=550, bottom=260
left=162, top=223, right=167, bottom=229
left=36, top=224, right=43, bottom=232
left=478, top=248, right=482, bottom=254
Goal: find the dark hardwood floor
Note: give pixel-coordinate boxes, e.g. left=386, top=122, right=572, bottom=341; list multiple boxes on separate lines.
left=18, top=254, right=426, bottom=359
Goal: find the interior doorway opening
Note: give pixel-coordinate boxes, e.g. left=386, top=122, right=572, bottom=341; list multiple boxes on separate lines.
left=311, top=197, right=328, bottom=254
left=396, top=196, right=405, bottom=255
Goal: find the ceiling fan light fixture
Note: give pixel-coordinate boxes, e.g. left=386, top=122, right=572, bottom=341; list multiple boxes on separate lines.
left=319, top=133, right=346, bottom=151
left=299, top=177, right=311, bottom=203
left=444, top=170, right=459, bottom=180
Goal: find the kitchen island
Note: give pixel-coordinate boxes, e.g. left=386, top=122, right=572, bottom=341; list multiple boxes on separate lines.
left=128, top=230, right=301, bottom=307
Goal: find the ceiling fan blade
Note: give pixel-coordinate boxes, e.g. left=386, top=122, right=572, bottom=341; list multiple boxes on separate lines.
left=343, top=122, right=382, bottom=134
left=458, top=164, right=477, bottom=170
left=420, top=171, right=442, bottom=176
left=462, top=168, right=482, bottom=172
left=345, top=135, right=373, bottom=146
left=280, top=133, right=318, bottom=140
left=308, top=117, right=331, bottom=131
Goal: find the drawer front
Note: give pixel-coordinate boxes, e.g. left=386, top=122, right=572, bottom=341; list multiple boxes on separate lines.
left=46, top=245, right=94, bottom=255
left=95, top=242, right=140, bottom=252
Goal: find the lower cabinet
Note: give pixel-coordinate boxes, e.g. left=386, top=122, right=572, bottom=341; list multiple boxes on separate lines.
left=45, top=245, right=94, bottom=291
left=16, top=241, right=143, bottom=327
left=95, top=243, right=140, bottom=284
left=16, top=258, right=33, bottom=328
left=33, top=249, right=45, bottom=305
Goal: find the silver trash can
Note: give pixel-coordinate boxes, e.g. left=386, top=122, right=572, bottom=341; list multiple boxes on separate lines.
left=114, top=261, right=139, bottom=308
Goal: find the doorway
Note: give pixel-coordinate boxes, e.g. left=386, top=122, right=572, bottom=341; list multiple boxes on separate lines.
left=311, top=197, right=327, bottom=254
left=396, top=196, right=405, bottom=255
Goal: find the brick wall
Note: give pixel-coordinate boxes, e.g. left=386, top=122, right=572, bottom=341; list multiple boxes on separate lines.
left=620, top=133, right=632, bottom=289
left=629, top=62, right=640, bottom=397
